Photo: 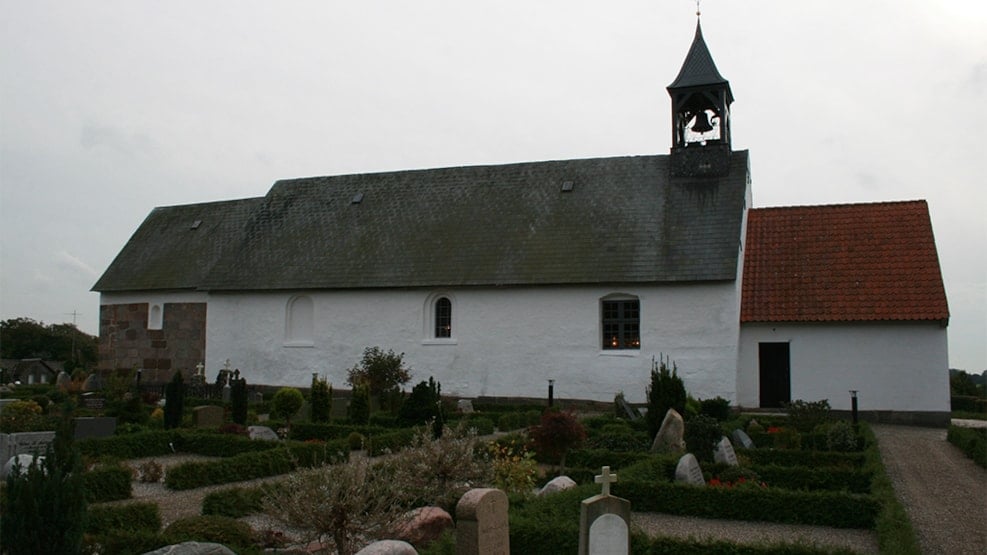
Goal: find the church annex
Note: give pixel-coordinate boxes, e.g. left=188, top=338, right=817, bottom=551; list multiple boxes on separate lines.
left=93, top=21, right=950, bottom=424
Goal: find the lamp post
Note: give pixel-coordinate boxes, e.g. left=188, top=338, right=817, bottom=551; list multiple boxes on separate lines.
left=548, top=379, right=555, bottom=407
left=849, top=390, right=859, bottom=426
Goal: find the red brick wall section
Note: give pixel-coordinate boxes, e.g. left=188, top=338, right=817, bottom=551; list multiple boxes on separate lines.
left=98, top=303, right=207, bottom=381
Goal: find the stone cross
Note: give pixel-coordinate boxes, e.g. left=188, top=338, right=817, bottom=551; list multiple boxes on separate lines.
left=195, top=362, right=205, bottom=377
left=223, top=359, right=232, bottom=372
left=595, top=466, right=617, bottom=496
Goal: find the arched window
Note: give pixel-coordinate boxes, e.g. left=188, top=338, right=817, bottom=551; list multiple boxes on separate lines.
left=601, top=294, right=640, bottom=350
left=435, top=297, right=452, bottom=338
left=148, top=304, right=163, bottom=330
left=285, top=295, right=314, bottom=346
left=423, top=292, right=456, bottom=344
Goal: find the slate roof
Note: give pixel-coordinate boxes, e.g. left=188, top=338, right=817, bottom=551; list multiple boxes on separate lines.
left=93, top=197, right=264, bottom=292
left=741, top=201, right=949, bottom=323
left=94, top=152, right=750, bottom=292
left=668, top=20, right=732, bottom=96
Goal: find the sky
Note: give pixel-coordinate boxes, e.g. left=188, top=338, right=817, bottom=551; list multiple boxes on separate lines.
left=1, top=1, right=985, bottom=372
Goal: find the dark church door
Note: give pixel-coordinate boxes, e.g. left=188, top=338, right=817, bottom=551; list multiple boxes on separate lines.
left=759, top=343, right=791, bottom=408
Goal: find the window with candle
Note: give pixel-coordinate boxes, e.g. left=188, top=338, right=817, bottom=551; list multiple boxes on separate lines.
left=601, top=297, right=640, bottom=350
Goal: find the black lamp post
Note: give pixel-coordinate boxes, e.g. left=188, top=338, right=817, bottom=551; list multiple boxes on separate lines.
left=849, top=390, right=859, bottom=425
left=548, top=379, right=555, bottom=407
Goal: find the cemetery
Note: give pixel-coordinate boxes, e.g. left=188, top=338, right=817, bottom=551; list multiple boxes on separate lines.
left=0, top=354, right=980, bottom=554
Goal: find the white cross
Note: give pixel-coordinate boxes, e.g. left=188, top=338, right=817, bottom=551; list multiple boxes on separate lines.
left=223, top=359, right=232, bottom=371
left=595, top=466, right=617, bottom=496
left=195, top=362, right=204, bottom=376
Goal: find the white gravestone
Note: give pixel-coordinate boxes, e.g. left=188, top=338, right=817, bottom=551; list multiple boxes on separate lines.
left=455, top=488, right=509, bottom=555
left=578, top=466, right=631, bottom=555
left=650, top=409, right=685, bottom=453
left=674, top=453, right=705, bottom=486
left=713, top=436, right=739, bottom=466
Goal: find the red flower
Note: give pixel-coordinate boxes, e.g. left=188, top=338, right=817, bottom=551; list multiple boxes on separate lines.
left=767, top=426, right=783, bottom=434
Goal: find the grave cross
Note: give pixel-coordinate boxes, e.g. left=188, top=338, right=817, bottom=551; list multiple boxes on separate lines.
left=595, top=466, right=618, bottom=496
left=195, top=362, right=204, bottom=377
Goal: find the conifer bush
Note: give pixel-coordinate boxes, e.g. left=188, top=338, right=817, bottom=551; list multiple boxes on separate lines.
left=348, top=384, right=371, bottom=425
left=230, top=377, right=248, bottom=425
left=164, top=371, right=185, bottom=429
left=645, top=355, right=687, bottom=438
left=310, top=375, right=332, bottom=423
left=398, top=376, right=442, bottom=427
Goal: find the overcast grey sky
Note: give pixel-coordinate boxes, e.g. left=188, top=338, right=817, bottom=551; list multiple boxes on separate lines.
left=1, top=1, right=984, bottom=371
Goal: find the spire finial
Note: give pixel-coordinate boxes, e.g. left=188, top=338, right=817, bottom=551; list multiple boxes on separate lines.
left=696, top=0, right=701, bottom=18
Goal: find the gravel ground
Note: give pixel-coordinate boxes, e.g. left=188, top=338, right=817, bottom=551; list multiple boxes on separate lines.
left=872, top=424, right=987, bottom=555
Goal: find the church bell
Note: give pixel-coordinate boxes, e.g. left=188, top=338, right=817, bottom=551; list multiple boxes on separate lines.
left=690, top=110, right=714, bottom=133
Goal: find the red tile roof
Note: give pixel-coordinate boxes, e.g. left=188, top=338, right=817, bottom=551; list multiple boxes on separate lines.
left=741, top=200, right=949, bottom=323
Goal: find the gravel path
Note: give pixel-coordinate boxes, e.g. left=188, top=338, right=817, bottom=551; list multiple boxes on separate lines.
left=872, top=425, right=987, bottom=555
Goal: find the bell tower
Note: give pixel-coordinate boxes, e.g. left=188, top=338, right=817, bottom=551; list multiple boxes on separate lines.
left=667, top=17, right=734, bottom=178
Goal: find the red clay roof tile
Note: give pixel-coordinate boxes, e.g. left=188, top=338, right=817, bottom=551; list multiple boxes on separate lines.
left=741, top=200, right=949, bottom=323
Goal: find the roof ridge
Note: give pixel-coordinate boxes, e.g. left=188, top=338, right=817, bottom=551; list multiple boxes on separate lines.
left=750, top=199, right=928, bottom=212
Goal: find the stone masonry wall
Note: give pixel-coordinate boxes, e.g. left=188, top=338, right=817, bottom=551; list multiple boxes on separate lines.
left=98, top=302, right=206, bottom=381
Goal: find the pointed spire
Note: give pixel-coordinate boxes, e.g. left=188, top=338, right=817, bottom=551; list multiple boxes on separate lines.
left=668, top=20, right=731, bottom=94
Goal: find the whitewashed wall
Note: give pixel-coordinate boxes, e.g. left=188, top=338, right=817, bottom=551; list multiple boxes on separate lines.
left=206, top=283, right=742, bottom=403
left=737, top=322, right=949, bottom=412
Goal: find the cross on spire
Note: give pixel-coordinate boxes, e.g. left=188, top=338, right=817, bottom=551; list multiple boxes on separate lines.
left=595, top=466, right=618, bottom=496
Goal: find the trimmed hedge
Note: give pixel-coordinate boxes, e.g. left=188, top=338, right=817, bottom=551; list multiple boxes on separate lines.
left=83, top=465, right=133, bottom=502
left=87, top=502, right=161, bottom=535
left=202, top=483, right=278, bottom=518
left=946, top=425, right=987, bottom=468
left=613, top=480, right=879, bottom=529
left=951, top=395, right=987, bottom=414
left=739, top=448, right=865, bottom=469
left=78, top=430, right=177, bottom=459
left=365, top=429, right=416, bottom=456
left=174, top=432, right=279, bottom=456
left=740, top=464, right=872, bottom=494
left=565, top=449, right=653, bottom=471
left=288, top=423, right=387, bottom=442
left=165, top=439, right=348, bottom=490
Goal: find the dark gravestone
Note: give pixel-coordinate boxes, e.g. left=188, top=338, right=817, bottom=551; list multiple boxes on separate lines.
left=74, top=417, right=117, bottom=440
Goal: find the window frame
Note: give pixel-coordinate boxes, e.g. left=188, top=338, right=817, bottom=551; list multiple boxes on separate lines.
left=600, top=296, right=641, bottom=351
left=423, top=292, right=457, bottom=345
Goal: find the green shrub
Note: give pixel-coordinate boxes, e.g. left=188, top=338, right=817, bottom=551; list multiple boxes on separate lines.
left=231, top=377, right=248, bottom=425
left=947, top=425, right=987, bottom=468
left=565, top=449, right=653, bottom=472
left=83, top=530, right=167, bottom=555
left=529, top=410, right=586, bottom=472
left=309, top=376, right=332, bottom=423
left=288, top=422, right=386, bottom=441
left=164, top=515, right=253, bottom=550
left=346, top=346, right=412, bottom=401
left=951, top=395, right=987, bottom=413
left=497, top=412, right=529, bottom=431
left=824, top=420, right=860, bottom=452
left=365, top=429, right=416, bottom=456
left=785, top=399, right=833, bottom=433
left=699, top=396, right=732, bottom=421
left=347, top=431, right=366, bottom=450
left=83, top=464, right=132, bottom=502
left=272, top=387, right=304, bottom=427
left=399, top=376, right=442, bottom=427
left=0, top=399, right=49, bottom=432
left=348, top=384, right=371, bottom=425
left=460, top=414, right=495, bottom=436
left=645, top=355, right=687, bottom=439
left=584, top=424, right=650, bottom=452
left=739, top=448, right=865, bottom=469
left=87, top=502, right=161, bottom=535
left=202, top=484, right=277, bottom=518
left=78, top=430, right=177, bottom=459
left=684, top=415, right=722, bottom=463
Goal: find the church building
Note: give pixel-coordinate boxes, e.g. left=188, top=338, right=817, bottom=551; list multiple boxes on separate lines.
left=93, top=21, right=950, bottom=425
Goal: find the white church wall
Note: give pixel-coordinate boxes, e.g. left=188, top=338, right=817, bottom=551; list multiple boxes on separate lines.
left=737, top=322, right=949, bottom=412
left=206, top=282, right=741, bottom=403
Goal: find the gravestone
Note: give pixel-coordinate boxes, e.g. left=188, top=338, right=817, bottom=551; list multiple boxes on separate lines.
left=82, top=372, right=103, bottom=392
left=192, top=405, right=224, bottom=428
left=578, top=466, right=631, bottom=555
left=221, top=383, right=231, bottom=403
left=81, top=393, right=106, bottom=410
left=731, top=428, right=755, bottom=450
left=355, top=540, right=418, bottom=555
left=248, top=425, right=280, bottom=441
left=249, top=391, right=264, bottom=404
left=2, top=454, right=44, bottom=479
left=674, top=453, right=705, bottom=486
left=455, top=488, right=509, bottom=555
left=0, top=431, right=56, bottom=463
left=143, top=541, right=236, bottom=555
left=616, top=396, right=641, bottom=421
left=391, top=506, right=453, bottom=547
left=650, top=408, right=685, bottom=453
left=456, top=399, right=474, bottom=414
left=714, top=436, right=739, bottom=466
left=74, top=417, right=117, bottom=440
left=537, top=475, right=576, bottom=497
left=55, top=371, right=71, bottom=390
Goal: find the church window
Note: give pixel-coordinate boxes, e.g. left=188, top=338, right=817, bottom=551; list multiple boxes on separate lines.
left=602, top=298, right=640, bottom=350
left=285, top=295, right=314, bottom=346
left=435, top=297, right=452, bottom=338
left=148, top=304, right=163, bottom=330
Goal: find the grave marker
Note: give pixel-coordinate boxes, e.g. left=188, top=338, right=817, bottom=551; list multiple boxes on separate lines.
left=674, top=453, right=705, bottom=486
left=455, top=488, right=509, bottom=555
left=192, top=405, right=224, bottom=428
left=731, top=428, right=755, bottom=449
left=457, top=399, right=474, bottom=414
left=0, top=431, right=56, bottom=463
left=73, top=417, right=117, bottom=440
left=713, top=436, right=739, bottom=466
left=578, top=466, right=631, bottom=555
left=650, top=408, right=685, bottom=453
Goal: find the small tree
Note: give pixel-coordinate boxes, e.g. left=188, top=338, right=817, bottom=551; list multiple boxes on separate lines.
left=1, top=406, right=87, bottom=554
left=398, top=377, right=441, bottom=427
left=646, top=354, right=687, bottom=439
left=164, top=371, right=185, bottom=429
left=346, top=347, right=412, bottom=410
left=529, top=409, right=586, bottom=474
left=272, top=387, right=304, bottom=428
left=231, top=377, right=248, bottom=425
left=347, top=384, right=370, bottom=425
left=310, top=375, right=332, bottom=423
